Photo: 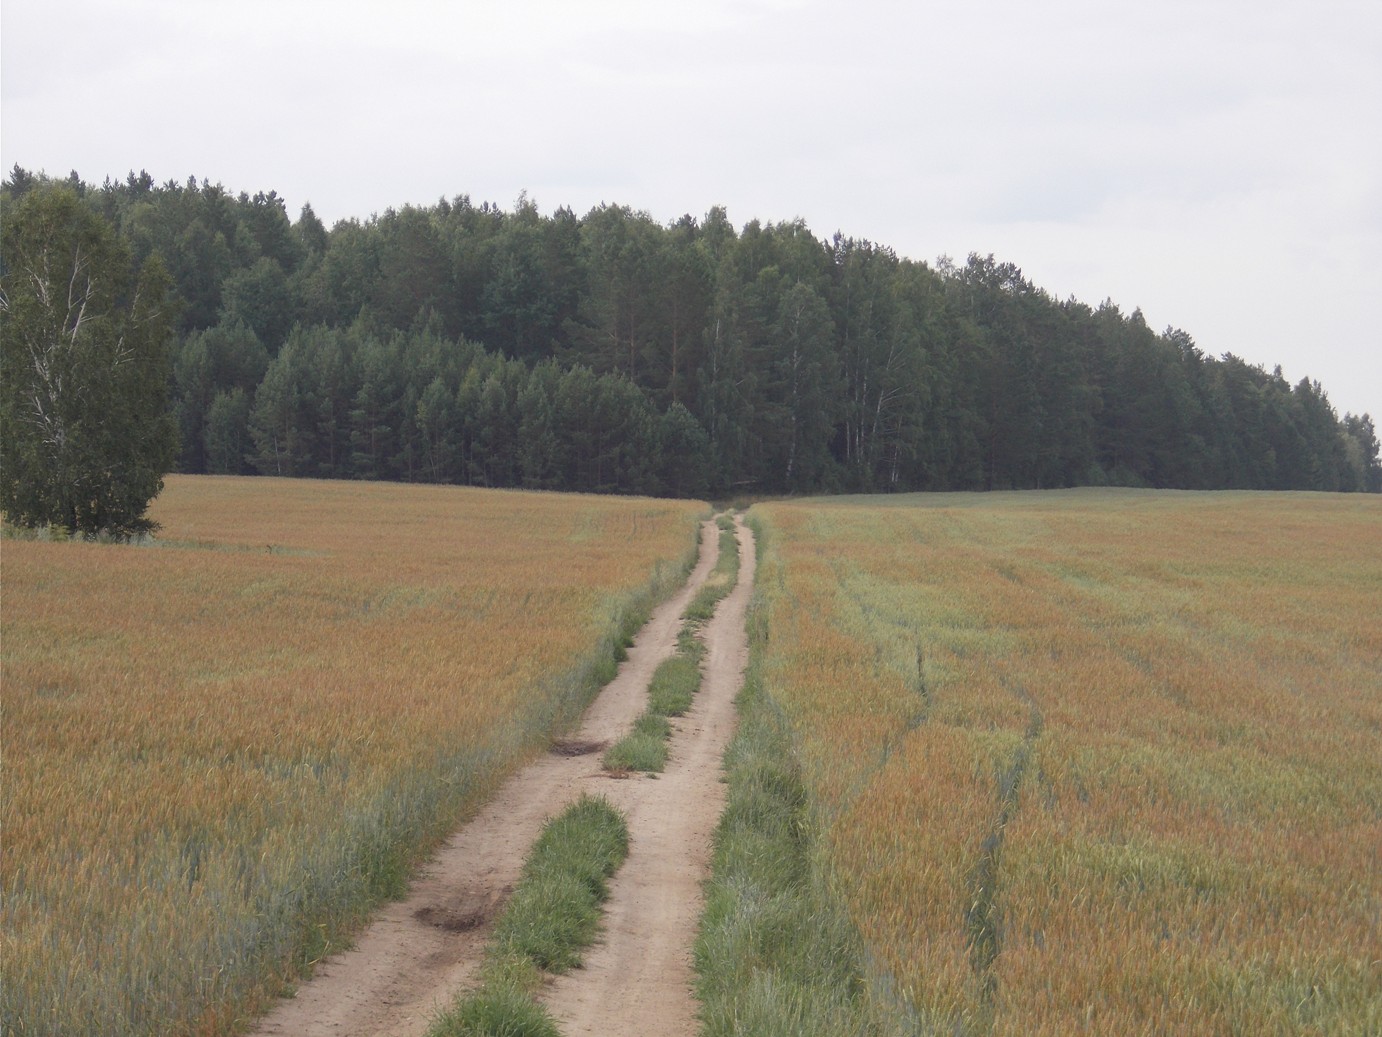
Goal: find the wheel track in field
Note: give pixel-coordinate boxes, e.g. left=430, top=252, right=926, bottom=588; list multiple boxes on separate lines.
left=250, top=514, right=752, bottom=1037
left=964, top=683, right=1044, bottom=1009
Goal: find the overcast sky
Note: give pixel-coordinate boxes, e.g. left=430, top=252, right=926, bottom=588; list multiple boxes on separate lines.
left=4, top=0, right=1379, bottom=418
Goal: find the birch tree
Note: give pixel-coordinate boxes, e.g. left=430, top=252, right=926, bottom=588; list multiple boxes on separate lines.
left=1, top=187, right=176, bottom=536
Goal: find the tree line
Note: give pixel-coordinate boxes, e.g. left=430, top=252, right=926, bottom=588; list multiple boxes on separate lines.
left=5, top=166, right=1379, bottom=500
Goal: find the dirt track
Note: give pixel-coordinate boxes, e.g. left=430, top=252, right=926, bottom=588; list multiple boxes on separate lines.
left=251, top=514, right=752, bottom=1037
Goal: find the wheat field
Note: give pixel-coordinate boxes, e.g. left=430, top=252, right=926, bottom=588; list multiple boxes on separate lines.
left=2, top=475, right=704, bottom=1036
left=749, top=489, right=1381, bottom=1035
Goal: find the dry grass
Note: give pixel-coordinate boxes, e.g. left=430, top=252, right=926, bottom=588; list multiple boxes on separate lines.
left=749, top=489, right=1382, bottom=1035
left=2, top=475, right=704, bottom=1036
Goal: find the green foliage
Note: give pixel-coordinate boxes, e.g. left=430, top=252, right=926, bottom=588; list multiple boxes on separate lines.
left=0, top=185, right=177, bottom=536
left=203, top=387, right=253, bottom=474
left=7, top=167, right=1376, bottom=497
left=173, top=319, right=267, bottom=471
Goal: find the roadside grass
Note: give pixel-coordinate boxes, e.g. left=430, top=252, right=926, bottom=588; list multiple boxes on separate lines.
left=603, top=516, right=740, bottom=774
left=695, top=518, right=880, bottom=1036
left=426, top=795, right=629, bottom=1037
left=1, top=476, right=704, bottom=1037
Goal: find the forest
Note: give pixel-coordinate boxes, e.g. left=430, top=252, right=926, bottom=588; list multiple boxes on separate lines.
left=5, top=165, right=1378, bottom=498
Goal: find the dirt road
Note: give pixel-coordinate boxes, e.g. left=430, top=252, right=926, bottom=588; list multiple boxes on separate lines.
left=251, top=514, right=752, bottom=1037
left=540, top=514, right=753, bottom=1035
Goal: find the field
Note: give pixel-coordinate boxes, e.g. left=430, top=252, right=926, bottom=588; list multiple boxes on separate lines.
left=1, top=476, right=705, bottom=1037
left=747, top=490, right=1381, bottom=1035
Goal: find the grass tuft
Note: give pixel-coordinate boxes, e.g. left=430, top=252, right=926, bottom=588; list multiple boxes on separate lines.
left=646, top=654, right=700, bottom=717
left=426, top=974, right=559, bottom=1037
left=602, top=713, right=670, bottom=773
left=427, top=794, right=629, bottom=1036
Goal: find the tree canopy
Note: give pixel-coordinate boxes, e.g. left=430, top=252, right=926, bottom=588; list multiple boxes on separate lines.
left=4, top=166, right=1377, bottom=500
left=1, top=184, right=178, bottom=535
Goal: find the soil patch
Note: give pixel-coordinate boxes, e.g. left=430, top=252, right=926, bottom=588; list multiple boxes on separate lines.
left=548, top=739, right=608, bottom=757
left=412, top=891, right=504, bottom=933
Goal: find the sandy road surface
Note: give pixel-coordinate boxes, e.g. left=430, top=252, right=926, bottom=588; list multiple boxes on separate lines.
left=251, top=517, right=728, bottom=1037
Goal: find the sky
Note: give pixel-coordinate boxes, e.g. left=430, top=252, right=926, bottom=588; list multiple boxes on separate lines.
left=4, top=0, right=1379, bottom=419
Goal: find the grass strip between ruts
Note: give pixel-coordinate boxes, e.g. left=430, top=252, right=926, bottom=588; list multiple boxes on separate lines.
left=424, top=794, right=629, bottom=1037
left=603, top=516, right=740, bottom=775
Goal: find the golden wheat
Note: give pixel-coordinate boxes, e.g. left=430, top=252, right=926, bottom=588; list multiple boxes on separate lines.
left=750, top=489, right=1381, bottom=1035
left=2, top=475, right=704, bottom=1036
